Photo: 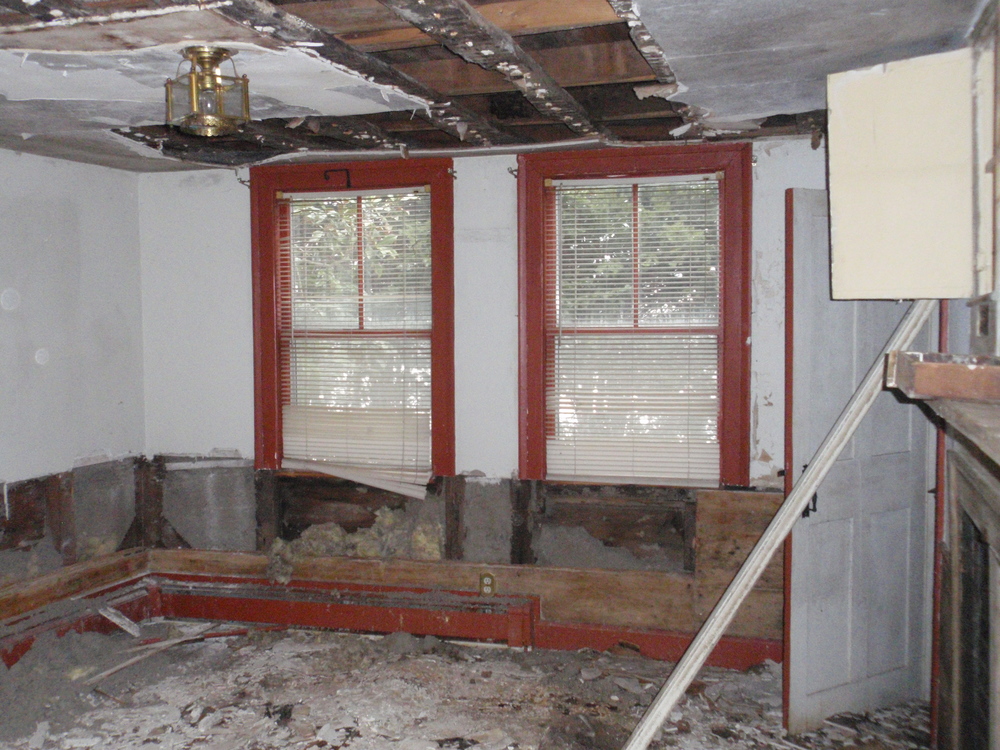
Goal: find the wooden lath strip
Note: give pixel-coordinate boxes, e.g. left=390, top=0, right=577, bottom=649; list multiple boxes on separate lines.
left=606, top=0, right=677, bottom=85
left=307, top=115, right=407, bottom=149
left=0, top=0, right=94, bottom=22
left=318, top=0, right=623, bottom=53
left=212, top=0, right=524, bottom=147
left=376, top=0, right=617, bottom=141
left=242, top=117, right=403, bottom=151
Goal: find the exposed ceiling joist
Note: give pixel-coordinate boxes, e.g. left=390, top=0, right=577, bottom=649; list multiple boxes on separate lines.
left=213, top=0, right=525, bottom=146
left=375, top=0, right=617, bottom=140
left=0, top=0, right=92, bottom=22
left=606, top=0, right=676, bottom=85
left=297, top=114, right=405, bottom=149
left=281, top=0, right=622, bottom=52
left=382, top=33, right=656, bottom=95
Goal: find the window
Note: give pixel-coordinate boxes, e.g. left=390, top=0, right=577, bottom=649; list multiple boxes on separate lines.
left=518, top=145, right=751, bottom=486
left=252, top=160, right=455, bottom=492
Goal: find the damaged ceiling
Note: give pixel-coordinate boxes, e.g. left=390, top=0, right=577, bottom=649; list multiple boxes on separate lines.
left=0, top=0, right=982, bottom=171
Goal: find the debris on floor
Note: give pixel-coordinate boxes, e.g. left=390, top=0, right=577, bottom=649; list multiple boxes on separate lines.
left=0, top=625, right=930, bottom=749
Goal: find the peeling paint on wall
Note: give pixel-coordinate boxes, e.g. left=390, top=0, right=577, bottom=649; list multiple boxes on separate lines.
left=749, top=138, right=827, bottom=489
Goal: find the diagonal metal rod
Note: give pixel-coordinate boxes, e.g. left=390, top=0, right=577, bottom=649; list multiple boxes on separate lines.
left=622, top=297, right=936, bottom=750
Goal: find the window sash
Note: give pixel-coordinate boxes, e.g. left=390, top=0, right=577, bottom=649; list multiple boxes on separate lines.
left=277, top=189, right=433, bottom=485
left=543, top=177, right=722, bottom=484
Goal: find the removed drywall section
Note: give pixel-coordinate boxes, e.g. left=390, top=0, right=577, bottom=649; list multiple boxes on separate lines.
left=0, top=150, right=144, bottom=484
left=276, top=473, right=407, bottom=540
left=161, top=456, right=256, bottom=551
left=460, top=476, right=513, bottom=564
left=267, top=499, right=445, bottom=582
left=532, top=485, right=694, bottom=572
left=749, top=138, right=827, bottom=488
left=137, top=169, right=253, bottom=459
left=72, top=457, right=135, bottom=560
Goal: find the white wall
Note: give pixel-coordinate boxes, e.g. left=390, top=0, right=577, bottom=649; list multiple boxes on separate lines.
left=750, top=138, right=828, bottom=488
left=0, top=151, right=145, bottom=483
left=132, top=139, right=827, bottom=484
left=453, top=155, right=520, bottom=476
left=137, top=170, right=254, bottom=458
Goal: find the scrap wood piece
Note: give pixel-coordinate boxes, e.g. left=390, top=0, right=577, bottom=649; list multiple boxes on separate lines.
left=126, top=624, right=287, bottom=652
left=621, top=299, right=936, bottom=750
left=375, top=0, right=615, bottom=141
left=98, top=606, right=141, bottom=638
left=84, top=622, right=216, bottom=686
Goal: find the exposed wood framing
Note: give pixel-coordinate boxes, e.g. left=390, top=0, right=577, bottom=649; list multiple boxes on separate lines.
left=295, top=115, right=405, bottom=149
left=285, top=0, right=623, bottom=53
left=211, top=0, right=523, bottom=147
left=378, top=24, right=655, bottom=96
left=606, top=0, right=677, bottom=85
left=0, top=0, right=92, bottom=22
left=376, top=0, right=617, bottom=140
left=886, top=350, right=1000, bottom=402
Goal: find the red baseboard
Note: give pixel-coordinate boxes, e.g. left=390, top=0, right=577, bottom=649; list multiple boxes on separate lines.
left=3, top=571, right=779, bottom=673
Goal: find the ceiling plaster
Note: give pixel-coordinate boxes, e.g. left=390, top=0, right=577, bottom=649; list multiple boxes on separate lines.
left=639, top=0, right=983, bottom=121
left=0, top=10, right=431, bottom=169
left=0, top=0, right=986, bottom=170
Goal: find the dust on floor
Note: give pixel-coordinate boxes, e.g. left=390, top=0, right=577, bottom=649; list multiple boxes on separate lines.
left=0, top=623, right=929, bottom=750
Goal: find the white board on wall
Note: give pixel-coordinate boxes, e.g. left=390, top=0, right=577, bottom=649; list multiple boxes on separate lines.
left=828, top=47, right=975, bottom=300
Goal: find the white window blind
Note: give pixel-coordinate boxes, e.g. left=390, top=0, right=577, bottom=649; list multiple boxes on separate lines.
left=544, top=177, right=721, bottom=484
left=278, top=187, right=433, bottom=488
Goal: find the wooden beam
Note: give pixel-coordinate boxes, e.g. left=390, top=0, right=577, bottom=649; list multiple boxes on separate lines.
left=210, top=0, right=523, bottom=146
left=0, top=549, right=149, bottom=622
left=306, top=115, right=407, bottom=149
left=606, top=0, right=677, bottom=85
left=114, top=125, right=287, bottom=167
left=283, top=0, right=622, bottom=52
left=886, top=350, right=1000, bottom=402
left=387, top=38, right=654, bottom=95
left=375, top=0, right=616, bottom=139
left=0, top=0, right=92, bottom=21
left=147, top=542, right=782, bottom=640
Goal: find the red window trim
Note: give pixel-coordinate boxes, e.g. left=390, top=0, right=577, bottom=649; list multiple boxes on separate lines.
left=251, top=158, right=456, bottom=476
left=517, top=144, right=752, bottom=486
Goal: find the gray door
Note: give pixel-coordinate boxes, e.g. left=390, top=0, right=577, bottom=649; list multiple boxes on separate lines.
left=785, top=188, right=930, bottom=732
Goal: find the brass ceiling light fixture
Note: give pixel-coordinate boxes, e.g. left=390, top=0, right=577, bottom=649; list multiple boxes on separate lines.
left=165, top=46, right=250, bottom=137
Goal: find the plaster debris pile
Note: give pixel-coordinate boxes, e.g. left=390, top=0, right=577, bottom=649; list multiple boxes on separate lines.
left=0, top=625, right=929, bottom=750
left=268, top=504, right=444, bottom=583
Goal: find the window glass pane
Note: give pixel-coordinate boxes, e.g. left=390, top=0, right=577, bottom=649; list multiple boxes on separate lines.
left=289, top=191, right=432, bottom=332
left=546, top=333, right=719, bottom=482
left=288, top=337, right=431, bottom=412
left=281, top=188, right=434, bottom=483
left=363, top=192, right=432, bottom=330
left=555, top=186, right=633, bottom=327
left=290, top=198, right=359, bottom=330
left=638, top=182, right=719, bottom=327
left=545, top=176, right=722, bottom=484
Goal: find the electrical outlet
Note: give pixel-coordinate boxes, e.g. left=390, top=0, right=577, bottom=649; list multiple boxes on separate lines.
left=479, top=572, right=496, bottom=597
